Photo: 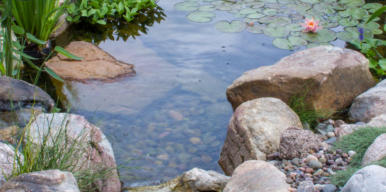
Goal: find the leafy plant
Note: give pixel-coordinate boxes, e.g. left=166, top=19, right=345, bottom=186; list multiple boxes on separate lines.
left=66, top=0, right=157, bottom=25
left=330, top=127, right=386, bottom=186
left=350, top=6, right=386, bottom=78
left=11, top=0, right=66, bottom=42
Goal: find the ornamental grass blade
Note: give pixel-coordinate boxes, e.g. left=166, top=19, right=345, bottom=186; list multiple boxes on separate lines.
left=54, top=46, right=82, bottom=60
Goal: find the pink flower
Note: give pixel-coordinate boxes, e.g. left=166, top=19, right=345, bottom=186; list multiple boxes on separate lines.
left=302, top=18, right=321, bottom=33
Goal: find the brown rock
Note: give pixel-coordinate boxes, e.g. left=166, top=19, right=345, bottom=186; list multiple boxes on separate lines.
left=0, top=126, right=18, bottom=143
left=46, top=41, right=135, bottom=81
left=279, top=127, right=323, bottom=159
left=223, top=160, right=289, bottom=192
left=226, top=46, right=375, bottom=112
left=218, top=97, right=302, bottom=175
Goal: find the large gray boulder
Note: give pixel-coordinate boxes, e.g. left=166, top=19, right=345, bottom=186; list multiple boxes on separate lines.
left=0, top=169, right=79, bottom=192
left=0, top=77, right=54, bottom=112
left=218, top=97, right=302, bottom=175
left=279, top=127, right=323, bottom=159
left=227, top=46, right=375, bottom=112
left=29, top=113, right=121, bottom=192
left=362, top=134, right=386, bottom=165
left=349, top=80, right=386, bottom=122
left=223, top=160, right=289, bottom=192
left=342, top=165, right=386, bottom=192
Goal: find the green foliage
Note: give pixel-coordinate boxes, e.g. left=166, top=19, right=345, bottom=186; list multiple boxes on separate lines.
left=289, top=91, right=332, bottom=129
left=349, top=6, right=386, bottom=78
left=11, top=0, right=66, bottom=42
left=66, top=0, right=157, bottom=25
left=330, top=127, right=386, bottom=186
left=11, top=114, right=114, bottom=192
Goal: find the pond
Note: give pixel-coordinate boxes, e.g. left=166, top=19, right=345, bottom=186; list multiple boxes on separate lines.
left=51, top=0, right=382, bottom=187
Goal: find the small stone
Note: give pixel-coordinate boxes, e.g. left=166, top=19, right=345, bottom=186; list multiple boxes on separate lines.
left=335, top=158, right=344, bottom=166
left=327, top=168, right=335, bottom=175
left=305, top=155, right=318, bottom=163
left=321, top=184, right=337, bottom=192
left=314, top=169, right=324, bottom=176
left=292, top=158, right=301, bottom=166
left=157, top=154, right=169, bottom=161
left=286, top=177, right=294, bottom=184
left=348, top=150, right=356, bottom=157
left=319, top=156, right=327, bottom=164
left=297, top=180, right=315, bottom=192
left=308, top=159, right=323, bottom=169
left=305, top=167, right=314, bottom=174
left=327, top=132, right=335, bottom=138
left=189, top=137, right=201, bottom=145
left=324, top=137, right=336, bottom=144
left=169, top=110, right=184, bottom=121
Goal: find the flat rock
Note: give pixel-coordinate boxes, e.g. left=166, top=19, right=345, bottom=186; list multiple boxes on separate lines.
left=223, top=160, right=290, bottom=192
left=218, top=97, right=302, bottom=175
left=335, top=114, right=386, bottom=137
left=0, top=169, right=79, bottom=192
left=0, top=77, right=54, bottom=111
left=46, top=41, right=135, bottom=81
left=362, top=134, right=386, bottom=165
left=342, top=165, right=386, bottom=192
left=226, top=46, right=375, bottom=112
left=29, top=113, right=121, bottom=192
left=349, top=80, right=386, bottom=122
left=279, top=127, right=323, bottom=159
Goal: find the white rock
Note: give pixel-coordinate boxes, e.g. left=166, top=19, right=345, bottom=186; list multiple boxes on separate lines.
left=342, top=165, right=386, bottom=192
left=362, top=134, right=386, bottom=165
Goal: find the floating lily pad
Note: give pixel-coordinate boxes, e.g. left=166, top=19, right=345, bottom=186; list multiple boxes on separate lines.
left=263, top=8, right=277, bottom=16
left=215, top=20, right=246, bottom=33
left=363, top=3, right=383, bottom=13
left=264, top=26, right=290, bottom=38
left=216, top=4, right=232, bottom=11
left=174, top=1, right=199, bottom=12
left=300, top=0, right=319, bottom=4
left=340, top=0, right=365, bottom=7
left=339, top=18, right=359, bottom=27
left=289, top=36, right=308, bottom=47
left=261, top=0, right=277, bottom=3
left=307, top=42, right=331, bottom=48
left=286, top=23, right=303, bottom=32
left=240, top=8, right=258, bottom=15
left=246, top=24, right=265, bottom=34
left=187, top=11, right=216, bottom=23
left=247, top=13, right=265, bottom=19
left=199, top=5, right=216, bottom=11
left=273, top=38, right=292, bottom=50
left=301, top=29, right=336, bottom=43
left=251, top=2, right=264, bottom=8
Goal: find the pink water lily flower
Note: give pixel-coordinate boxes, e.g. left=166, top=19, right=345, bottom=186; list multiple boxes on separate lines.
left=302, top=18, right=321, bottom=33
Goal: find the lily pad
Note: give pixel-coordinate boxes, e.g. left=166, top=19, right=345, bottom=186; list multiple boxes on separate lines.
left=215, top=20, right=246, bottom=33
left=289, top=36, right=307, bottom=47
left=199, top=5, right=216, bottom=11
left=300, top=0, right=319, bottom=4
left=247, top=13, right=265, bottom=19
left=363, top=3, right=383, bottom=13
left=301, top=29, right=336, bottom=43
left=264, top=26, right=290, bottom=38
left=251, top=2, right=264, bottom=8
left=339, top=18, right=359, bottom=27
left=240, top=8, right=258, bottom=15
left=263, top=8, right=277, bottom=16
left=273, top=38, right=292, bottom=50
left=246, top=24, right=265, bottom=34
left=340, top=0, right=365, bottom=7
left=174, top=1, right=199, bottom=12
left=187, top=11, right=216, bottom=23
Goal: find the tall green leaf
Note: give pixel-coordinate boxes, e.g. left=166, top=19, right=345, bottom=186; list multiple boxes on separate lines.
left=54, top=46, right=82, bottom=60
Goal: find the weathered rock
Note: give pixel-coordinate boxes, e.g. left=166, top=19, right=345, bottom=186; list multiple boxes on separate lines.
left=349, top=80, right=386, bottom=122
left=0, top=77, right=54, bottom=112
left=297, top=180, right=315, bottom=192
left=219, top=97, right=302, bottom=175
left=0, top=126, right=18, bottom=143
left=226, top=46, right=375, bottom=112
left=181, top=168, right=229, bottom=192
left=342, top=165, right=386, bottom=192
left=223, top=160, right=290, bottom=192
left=0, top=143, right=20, bottom=186
left=0, top=169, right=79, bottom=192
left=279, top=127, right=323, bottom=159
left=29, top=113, right=121, bottom=192
left=46, top=41, right=135, bottom=81
left=362, top=134, right=386, bottom=165
left=335, top=114, right=386, bottom=137
left=127, top=168, right=229, bottom=192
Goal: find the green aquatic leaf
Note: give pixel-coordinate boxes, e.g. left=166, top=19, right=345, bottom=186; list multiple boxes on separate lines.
left=263, top=8, right=277, bottom=16
left=174, top=1, right=199, bottom=12
left=187, top=11, right=216, bottom=23
left=300, top=0, right=319, bottom=4
left=301, top=29, right=336, bottom=43
left=340, top=0, right=365, bottom=7
left=54, top=46, right=83, bottom=61
left=339, top=18, right=359, bottom=27
left=240, top=8, right=258, bottom=15
left=264, top=26, right=290, bottom=38
left=289, top=36, right=307, bottom=47
left=247, top=13, right=264, bottom=19
left=215, top=20, right=246, bottom=33
left=363, top=3, right=383, bottom=13
left=273, top=38, right=292, bottom=50
left=199, top=5, right=215, bottom=11
left=246, top=24, right=265, bottom=34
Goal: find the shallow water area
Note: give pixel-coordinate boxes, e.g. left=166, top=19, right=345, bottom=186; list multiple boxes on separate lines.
left=51, top=0, right=375, bottom=187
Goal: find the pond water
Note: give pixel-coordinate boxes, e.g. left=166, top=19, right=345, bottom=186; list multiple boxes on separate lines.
left=51, top=0, right=382, bottom=187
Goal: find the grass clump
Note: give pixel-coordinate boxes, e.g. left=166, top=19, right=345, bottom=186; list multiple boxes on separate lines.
left=330, top=127, right=386, bottom=186
left=289, top=92, right=332, bottom=129
left=10, top=114, right=114, bottom=192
